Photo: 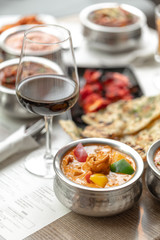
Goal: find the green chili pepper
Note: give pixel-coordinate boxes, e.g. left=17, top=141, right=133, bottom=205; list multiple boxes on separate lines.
left=110, top=159, right=134, bottom=175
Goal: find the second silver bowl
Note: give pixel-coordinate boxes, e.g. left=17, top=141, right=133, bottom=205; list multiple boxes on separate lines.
left=146, top=139, right=160, bottom=200
left=80, top=3, right=147, bottom=52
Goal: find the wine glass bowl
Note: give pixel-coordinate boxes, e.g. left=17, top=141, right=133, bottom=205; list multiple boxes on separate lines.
left=155, top=4, right=160, bottom=62
left=16, top=24, right=79, bottom=178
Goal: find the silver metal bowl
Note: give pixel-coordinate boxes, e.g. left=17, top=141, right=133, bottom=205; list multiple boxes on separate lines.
left=146, top=140, right=160, bottom=200
left=79, top=3, right=147, bottom=52
left=53, top=138, right=144, bottom=217
left=0, top=58, right=62, bottom=118
left=0, top=24, right=61, bottom=60
left=0, top=25, right=34, bottom=59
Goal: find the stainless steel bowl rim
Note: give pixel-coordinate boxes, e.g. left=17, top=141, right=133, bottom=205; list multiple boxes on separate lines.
left=80, top=3, right=146, bottom=33
left=0, top=25, right=35, bottom=56
left=54, top=138, right=144, bottom=192
left=147, top=139, right=160, bottom=179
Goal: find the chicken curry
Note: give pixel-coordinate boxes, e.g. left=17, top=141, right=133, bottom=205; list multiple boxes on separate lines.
left=61, top=143, right=136, bottom=188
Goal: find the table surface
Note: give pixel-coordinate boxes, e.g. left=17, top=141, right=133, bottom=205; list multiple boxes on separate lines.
left=25, top=173, right=160, bottom=240
left=1, top=14, right=160, bottom=240
left=24, top=17, right=160, bottom=240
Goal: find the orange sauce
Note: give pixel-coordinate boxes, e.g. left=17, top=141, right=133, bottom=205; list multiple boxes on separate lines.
left=5, top=31, right=59, bottom=52
left=0, top=62, right=56, bottom=89
left=61, top=144, right=136, bottom=188
left=89, top=7, right=139, bottom=27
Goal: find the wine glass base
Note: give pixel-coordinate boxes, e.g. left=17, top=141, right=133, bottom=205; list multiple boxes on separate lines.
left=25, top=149, right=55, bottom=178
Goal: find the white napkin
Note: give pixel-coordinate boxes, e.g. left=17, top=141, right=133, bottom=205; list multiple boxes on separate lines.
left=0, top=125, right=39, bottom=163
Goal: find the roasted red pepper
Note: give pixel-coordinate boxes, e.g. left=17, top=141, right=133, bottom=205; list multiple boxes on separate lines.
left=83, top=69, right=102, bottom=84
left=73, top=143, right=88, bottom=162
left=80, top=82, right=103, bottom=103
left=79, top=69, right=133, bottom=113
left=82, top=93, right=108, bottom=113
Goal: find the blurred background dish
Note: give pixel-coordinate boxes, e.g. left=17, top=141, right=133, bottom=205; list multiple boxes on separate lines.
left=0, top=24, right=61, bottom=60
left=0, top=14, right=56, bottom=34
left=0, top=14, right=57, bottom=60
left=0, top=59, right=37, bottom=118
left=80, top=3, right=147, bottom=52
left=0, top=57, right=62, bottom=118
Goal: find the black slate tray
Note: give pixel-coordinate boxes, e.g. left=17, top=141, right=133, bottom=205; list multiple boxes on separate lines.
left=71, top=66, right=144, bottom=128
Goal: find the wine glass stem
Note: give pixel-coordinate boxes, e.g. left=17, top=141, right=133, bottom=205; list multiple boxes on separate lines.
left=44, top=116, right=53, bottom=161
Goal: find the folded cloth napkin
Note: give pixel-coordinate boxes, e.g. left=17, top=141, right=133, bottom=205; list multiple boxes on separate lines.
left=0, top=125, right=40, bottom=163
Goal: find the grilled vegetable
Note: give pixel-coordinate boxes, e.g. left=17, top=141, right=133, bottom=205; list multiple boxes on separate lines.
left=110, top=159, right=134, bottom=175
left=90, top=173, right=108, bottom=187
left=73, top=143, right=88, bottom=162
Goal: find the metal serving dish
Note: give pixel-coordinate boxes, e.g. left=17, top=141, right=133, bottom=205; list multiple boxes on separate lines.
left=54, top=138, right=144, bottom=217
left=0, top=57, right=62, bottom=118
left=0, top=25, right=34, bottom=59
left=146, top=140, right=160, bottom=200
left=0, top=58, right=37, bottom=118
left=79, top=3, right=147, bottom=52
left=0, top=24, right=60, bottom=60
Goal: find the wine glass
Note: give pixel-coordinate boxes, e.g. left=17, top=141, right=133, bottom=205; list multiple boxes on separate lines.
left=155, top=4, right=160, bottom=63
left=152, top=4, right=160, bottom=90
left=16, top=24, right=79, bottom=178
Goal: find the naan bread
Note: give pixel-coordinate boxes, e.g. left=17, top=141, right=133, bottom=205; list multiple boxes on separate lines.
left=59, top=94, right=160, bottom=162
left=122, top=95, right=160, bottom=134
left=82, top=100, right=126, bottom=126
left=59, top=120, right=82, bottom=140
left=120, top=118, right=160, bottom=161
left=81, top=121, right=125, bottom=138
left=82, top=95, right=160, bottom=136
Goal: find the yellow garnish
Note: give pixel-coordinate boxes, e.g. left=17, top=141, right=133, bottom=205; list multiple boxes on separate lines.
left=90, top=173, right=108, bottom=188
